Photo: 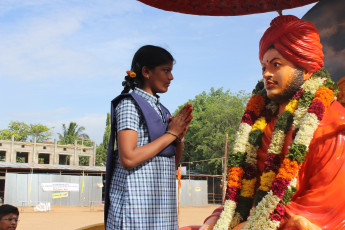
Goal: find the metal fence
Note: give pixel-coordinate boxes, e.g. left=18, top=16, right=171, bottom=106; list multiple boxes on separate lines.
left=178, top=180, right=208, bottom=206
left=4, top=173, right=102, bottom=207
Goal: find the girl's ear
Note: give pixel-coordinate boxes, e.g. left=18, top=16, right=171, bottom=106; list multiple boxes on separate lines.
left=142, top=66, right=150, bottom=80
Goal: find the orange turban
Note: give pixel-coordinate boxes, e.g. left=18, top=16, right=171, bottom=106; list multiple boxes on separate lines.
left=259, top=15, right=324, bottom=73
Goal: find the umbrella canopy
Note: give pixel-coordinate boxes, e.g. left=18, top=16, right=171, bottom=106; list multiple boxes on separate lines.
left=137, top=0, right=318, bottom=16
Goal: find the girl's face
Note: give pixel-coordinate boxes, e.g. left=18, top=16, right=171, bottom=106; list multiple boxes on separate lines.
left=142, top=62, right=174, bottom=95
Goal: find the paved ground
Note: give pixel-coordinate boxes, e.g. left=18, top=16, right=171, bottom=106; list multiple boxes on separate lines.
left=16, top=205, right=220, bottom=230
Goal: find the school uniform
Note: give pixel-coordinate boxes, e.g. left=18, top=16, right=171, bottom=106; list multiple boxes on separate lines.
left=105, top=88, right=177, bottom=230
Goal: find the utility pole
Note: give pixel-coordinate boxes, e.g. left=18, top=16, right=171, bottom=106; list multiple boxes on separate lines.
left=222, top=134, right=228, bottom=205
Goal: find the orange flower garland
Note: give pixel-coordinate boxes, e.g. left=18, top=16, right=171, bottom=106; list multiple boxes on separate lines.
left=227, top=167, right=244, bottom=188
left=276, top=158, right=301, bottom=181
left=313, top=86, right=334, bottom=108
left=246, top=94, right=266, bottom=117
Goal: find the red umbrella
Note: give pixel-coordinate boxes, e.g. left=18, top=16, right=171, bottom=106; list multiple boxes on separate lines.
left=137, top=0, right=318, bottom=16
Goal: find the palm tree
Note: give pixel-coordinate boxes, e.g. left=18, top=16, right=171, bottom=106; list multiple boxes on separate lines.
left=58, top=122, right=90, bottom=145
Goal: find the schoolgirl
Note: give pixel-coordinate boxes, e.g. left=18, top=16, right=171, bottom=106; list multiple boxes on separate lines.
left=105, top=45, right=193, bottom=229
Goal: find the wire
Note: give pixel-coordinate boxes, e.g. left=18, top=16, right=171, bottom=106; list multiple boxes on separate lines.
left=180, top=157, right=224, bottom=164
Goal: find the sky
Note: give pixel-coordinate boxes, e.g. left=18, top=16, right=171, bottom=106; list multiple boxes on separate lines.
left=0, top=0, right=316, bottom=145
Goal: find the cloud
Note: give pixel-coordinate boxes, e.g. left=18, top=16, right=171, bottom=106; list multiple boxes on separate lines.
left=323, top=45, right=345, bottom=82
left=0, top=0, right=146, bottom=81
left=0, top=9, right=86, bottom=80
left=47, top=113, right=107, bottom=144
left=304, top=1, right=345, bottom=82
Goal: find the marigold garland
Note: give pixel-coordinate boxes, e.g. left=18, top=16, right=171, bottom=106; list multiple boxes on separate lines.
left=313, top=86, right=334, bottom=108
left=215, top=69, right=336, bottom=230
left=258, top=171, right=276, bottom=191
left=246, top=94, right=266, bottom=117
left=252, top=117, right=267, bottom=131
left=227, top=167, right=244, bottom=188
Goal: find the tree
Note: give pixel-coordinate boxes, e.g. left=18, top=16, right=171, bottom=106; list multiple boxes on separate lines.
left=96, top=113, right=111, bottom=166
left=0, top=129, right=21, bottom=141
left=175, top=88, right=250, bottom=175
left=0, top=121, right=53, bottom=142
left=79, top=156, right=90, bottom=166
left=8, top=121, right=29, bottom=141
left=29, top=124, right=53, bottom=142
left=58, top=122, right=90, bottom=145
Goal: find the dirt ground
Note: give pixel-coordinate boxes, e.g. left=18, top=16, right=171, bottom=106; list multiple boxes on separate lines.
left=16, top=205, right=220, bottom=230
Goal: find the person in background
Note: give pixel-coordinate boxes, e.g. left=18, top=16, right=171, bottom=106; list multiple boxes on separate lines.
left=0, top=204, right=19, bottom=230
left=105, top=45, right=193, bottom=230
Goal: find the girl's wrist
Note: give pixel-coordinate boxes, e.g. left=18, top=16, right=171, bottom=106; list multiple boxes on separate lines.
left=166, top=131, right=181, bottom=142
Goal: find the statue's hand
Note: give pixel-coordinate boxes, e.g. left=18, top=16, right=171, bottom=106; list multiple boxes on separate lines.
left=232, top=221, right=246, bottom=230
left=283, top=215, right=321, bottom=230
left=199, top=215, right=218, bottom=230
left=199, top=220, right=247, bottom=230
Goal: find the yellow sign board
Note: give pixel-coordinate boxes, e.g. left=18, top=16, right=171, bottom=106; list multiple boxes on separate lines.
left=52, top=192, right=68, bottom=199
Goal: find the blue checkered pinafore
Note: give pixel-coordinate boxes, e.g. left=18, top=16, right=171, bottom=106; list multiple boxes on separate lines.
left=106, top=88, right=177, bottom=230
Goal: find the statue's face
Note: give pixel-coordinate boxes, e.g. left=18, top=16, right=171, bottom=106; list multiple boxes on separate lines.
left=261, top=48, right=305, bottom=104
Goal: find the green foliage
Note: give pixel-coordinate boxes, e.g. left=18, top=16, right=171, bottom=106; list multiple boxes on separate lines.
left=16, top=156, right=26, bottom=163
left=0, top=121, right=53, bottom=142
left=323, top=77, right=339, bottom=95
left=299, top=91, right=313, bottom=107
left=79, top=156, right=90, bottom=166
left=58, top=122, right=90, bottom=145
left=96, top=113, right=111, bottom=166
left=312, top=68, right=339, bottom=96
left=0, top=129, right=21, bottom=141
left=312, top=68, right=330, bottom=79
left=29, top=124, right=53, bottom=142
left=102, top=113, right=111, bottom=149
left=9, top=121, right=29, bottom=141
left=228, top=152, right=246, bottom=167
left=274, top=111, right=294, bottom=134
left=176, top=87, right=250, bottom=175
left=282, top=186, right=297, bottom=205
left=286, top=143, right=307, bottom=163
left=248, top=129, right=263, bottom=147
left=252, top=80, right=266, bottom=97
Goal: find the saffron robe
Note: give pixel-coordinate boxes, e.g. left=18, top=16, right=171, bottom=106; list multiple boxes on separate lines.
left=186, top=101, right=345, bottom=230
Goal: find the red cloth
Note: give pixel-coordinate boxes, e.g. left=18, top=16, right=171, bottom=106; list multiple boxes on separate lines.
left=259, top=15, right=324, bottom=74
left=184, top=101, right=345, bottom=230
left=137, top=0, right=318, bottom=17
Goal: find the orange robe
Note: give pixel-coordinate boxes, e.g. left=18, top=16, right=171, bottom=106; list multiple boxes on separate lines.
left=281, top=101, right=345, bottom=229
left=186, top=101, right=345, bottom=230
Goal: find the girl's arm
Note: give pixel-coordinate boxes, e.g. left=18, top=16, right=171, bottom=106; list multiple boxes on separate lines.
left=118, top=104, right=192, bottom=170
left=118, top=130, right=178, bottom=169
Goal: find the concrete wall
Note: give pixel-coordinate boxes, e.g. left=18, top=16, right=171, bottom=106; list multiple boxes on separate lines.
left=0, top=137, right=96, bottom=166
